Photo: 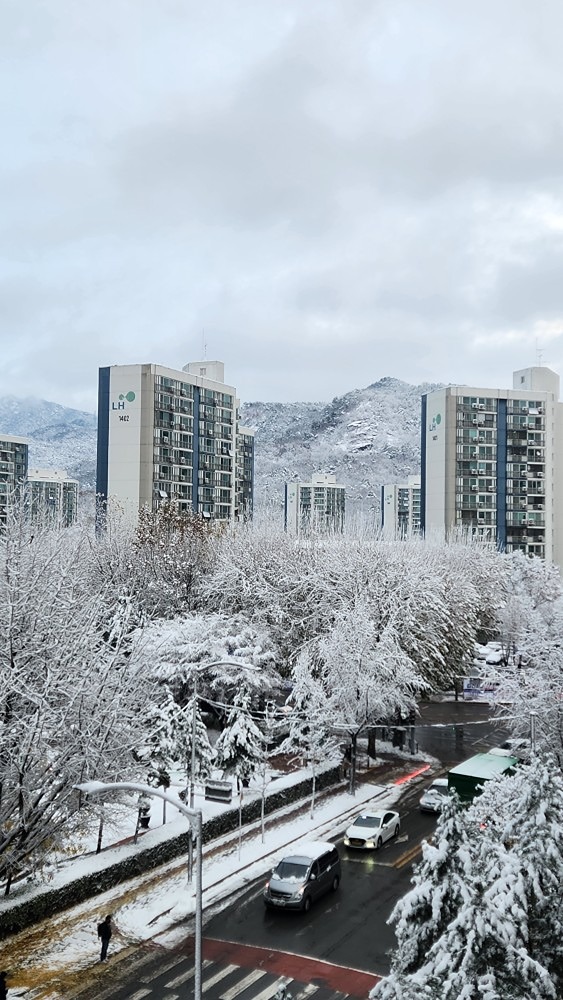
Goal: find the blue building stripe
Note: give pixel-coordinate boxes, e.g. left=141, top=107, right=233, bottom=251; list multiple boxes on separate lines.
left=96, top=367, right=110, bottom=504
left=496, top=399, right=507, bottom=550
left=192, top=387, right=200, bottom=513
left=420, top=394, right=427, bottom=534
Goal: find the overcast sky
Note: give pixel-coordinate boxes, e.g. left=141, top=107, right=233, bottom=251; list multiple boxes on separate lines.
left=3, top=0, right=563, bottom=413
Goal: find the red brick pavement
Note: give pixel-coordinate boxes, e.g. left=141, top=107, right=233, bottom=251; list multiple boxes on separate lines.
left=203, top=937, right=380, bottom=998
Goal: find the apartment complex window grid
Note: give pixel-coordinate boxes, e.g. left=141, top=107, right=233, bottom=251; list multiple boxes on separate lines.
left=0, top=438, right=28, bottom=525
left=381, top=476, right=421, bottom=538
left=97, top=361, right=253, bottom=526
left=285, top=475, right=346, bottom=534
left=454, top=395, right=546, bottom=556
left=153, top=375, right=195, bottom=512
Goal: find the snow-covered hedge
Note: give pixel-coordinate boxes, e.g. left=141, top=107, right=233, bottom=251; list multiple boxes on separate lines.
left=0, top=765, right=341, bottom=938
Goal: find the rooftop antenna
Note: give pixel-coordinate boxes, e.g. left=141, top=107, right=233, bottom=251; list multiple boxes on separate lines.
left=201, top=330, right=207, bottom=360
left=536, top=338, right=543, bottom=367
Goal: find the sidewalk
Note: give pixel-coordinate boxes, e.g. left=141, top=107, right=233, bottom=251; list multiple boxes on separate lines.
left=0, top=754, right=432, bottom=1000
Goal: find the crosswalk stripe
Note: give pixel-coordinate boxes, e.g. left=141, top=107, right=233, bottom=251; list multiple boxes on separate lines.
left=251, top=977, right=293, bottom=1000
left=292, top=985, right=320, bottom=1000
left=220, top=968, right=267, bottom=1000
left=203, top=963, right=240, bottom=991
left=125, top=990, right=153, bottom=999
left=165, top=962, right=201, bottom=988
left=140, top=952, right=187, bottom=982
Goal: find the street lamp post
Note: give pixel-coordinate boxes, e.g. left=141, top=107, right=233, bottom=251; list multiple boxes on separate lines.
left=74, top=780, right=203, bottom=1000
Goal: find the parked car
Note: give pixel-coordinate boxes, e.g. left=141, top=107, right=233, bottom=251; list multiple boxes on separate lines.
left=419, top=777, right=450, bottom=814
left=343, top=809, right=400, bottom=850
left=263, top=841, right=341, bottom=912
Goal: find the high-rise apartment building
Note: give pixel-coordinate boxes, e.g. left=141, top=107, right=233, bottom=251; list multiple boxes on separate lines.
left=421, top=367, right=563, bottom=565
left=27, top=468, right=79, bottom=527
left=381, top=475, right=421, bottom=538
left=285, top=474, right=346, bottom=535
left=0, top=434, right=29, bottom=524
left=96, top=360, right=254, bottom=522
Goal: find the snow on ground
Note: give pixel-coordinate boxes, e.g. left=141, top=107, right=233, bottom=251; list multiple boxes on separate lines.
left=0, top=763, right=417, bottom=999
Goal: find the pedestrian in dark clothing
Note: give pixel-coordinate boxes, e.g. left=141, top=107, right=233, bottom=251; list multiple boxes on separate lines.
left=0, top=970, right=8, bottom=999
left=97, top=914, right=112, bottom=961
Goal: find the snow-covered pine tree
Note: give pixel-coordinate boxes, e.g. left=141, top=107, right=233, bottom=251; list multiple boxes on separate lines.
left=173, top=693, right=215, bottom=788
left=136, top=686, right=177, bottom=788
left=467, top=757, right=563, bottom=988
left=213, top=686, right=265, bottom=790
left=377, top=792, right=474, bottom=986
left=420, top=824, right=557, bottom=1000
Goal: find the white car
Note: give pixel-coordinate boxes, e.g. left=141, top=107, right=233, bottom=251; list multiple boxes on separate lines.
left=419, top=777, right=450, bottom=813
left=343, top=809, right=401, bottom=850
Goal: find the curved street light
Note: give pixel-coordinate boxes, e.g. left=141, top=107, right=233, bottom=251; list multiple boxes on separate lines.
left=74, top=780, right=203, bottom=1000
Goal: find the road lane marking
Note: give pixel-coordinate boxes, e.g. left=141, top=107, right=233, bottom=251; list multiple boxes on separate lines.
left=167, top=957, right=211, bottom=987
left=203, top=964, right=239, bottom=992
left=252, top=978, right=293, bottom=1000
left=125, top=991, right=153, bottom=999
left=393, top=844, right=423, bottom=868
left=220, top=968, right=267, bottom=999
left=293, top=985, right=320, bottom=1000
left=140, top=952, right=187, bottom=982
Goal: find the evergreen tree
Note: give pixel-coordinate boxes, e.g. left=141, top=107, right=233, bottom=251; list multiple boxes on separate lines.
left=467, top=757, right=563, bottom=987
left=173, top=694, right=215, bottom=786
left=385, top=792, right=473, bottom=978
left=214, top=686, right=265, bottom=790
left=136, top=686, right=177, bottom=789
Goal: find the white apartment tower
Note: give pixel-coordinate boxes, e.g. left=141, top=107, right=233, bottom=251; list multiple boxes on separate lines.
left=27, top=469, right=79, bottom=527
left=381, top=475, right=421, bottom=538
left=285, top=474, right=346, bottom=535
left=421, top=367, right=563, bottom=565
left=96, top=361, right=254, bottom=522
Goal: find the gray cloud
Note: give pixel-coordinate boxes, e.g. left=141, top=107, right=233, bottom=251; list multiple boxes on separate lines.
left=2, top=0, right=563, bottom=411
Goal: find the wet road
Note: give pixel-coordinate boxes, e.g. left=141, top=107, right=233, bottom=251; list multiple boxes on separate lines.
left=415, top=699, right=511, bottom=766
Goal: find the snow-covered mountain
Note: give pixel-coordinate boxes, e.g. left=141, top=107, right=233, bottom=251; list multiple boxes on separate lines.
left=0, top=396, right=98, bottom=488
left=240, top=377, right=441, bottom=515
left=0, top=377, right=440, bottom=512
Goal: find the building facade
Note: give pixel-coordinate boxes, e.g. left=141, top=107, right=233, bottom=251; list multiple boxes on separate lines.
left=381, top=475, right=421, bottom=538
left=421, top=367, right=563, bottom=564
left=96, top=360, right=254, bottom=522
left=0, top=434, right=29, bottom=524
left=285, top=474, right=346, bottom=535
left=27, top=468, right=79, bottom=527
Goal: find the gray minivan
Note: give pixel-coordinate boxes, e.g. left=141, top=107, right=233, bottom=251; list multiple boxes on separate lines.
left=263, top=840, right=341, bottom=912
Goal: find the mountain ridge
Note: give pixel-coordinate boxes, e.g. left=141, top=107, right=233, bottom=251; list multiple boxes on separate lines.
left=0, top=377, right=438, bottom=514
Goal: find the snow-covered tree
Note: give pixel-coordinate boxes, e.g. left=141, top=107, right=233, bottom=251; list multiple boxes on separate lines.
left=135, top=686, right=178, bottom=788
left=128, top=613, right=281, bottom=714
left=172, top=694, right=215, bottom=787
left=491, top=597, right=563, bottom=766
left=290, top=599, right=424, bottom=790
left=197, top=518, right=507, bottom=692
left=376, top=761, right=563, bottom=1000
left=90, top=502, right=212, bottom=621
left=213, top=686, right=265, bottom=790
left=467, top=757, right=563, bottom=983
left=276, top=681, right=340, bottom=816
left=0, top=509, right=155, bottom=889
left=382, top=792, right=474, bottom=980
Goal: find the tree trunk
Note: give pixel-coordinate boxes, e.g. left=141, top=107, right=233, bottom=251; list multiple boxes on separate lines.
left=96, top=808, right=105, bottom=855
left=349, top=734, right=357, bottom=795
